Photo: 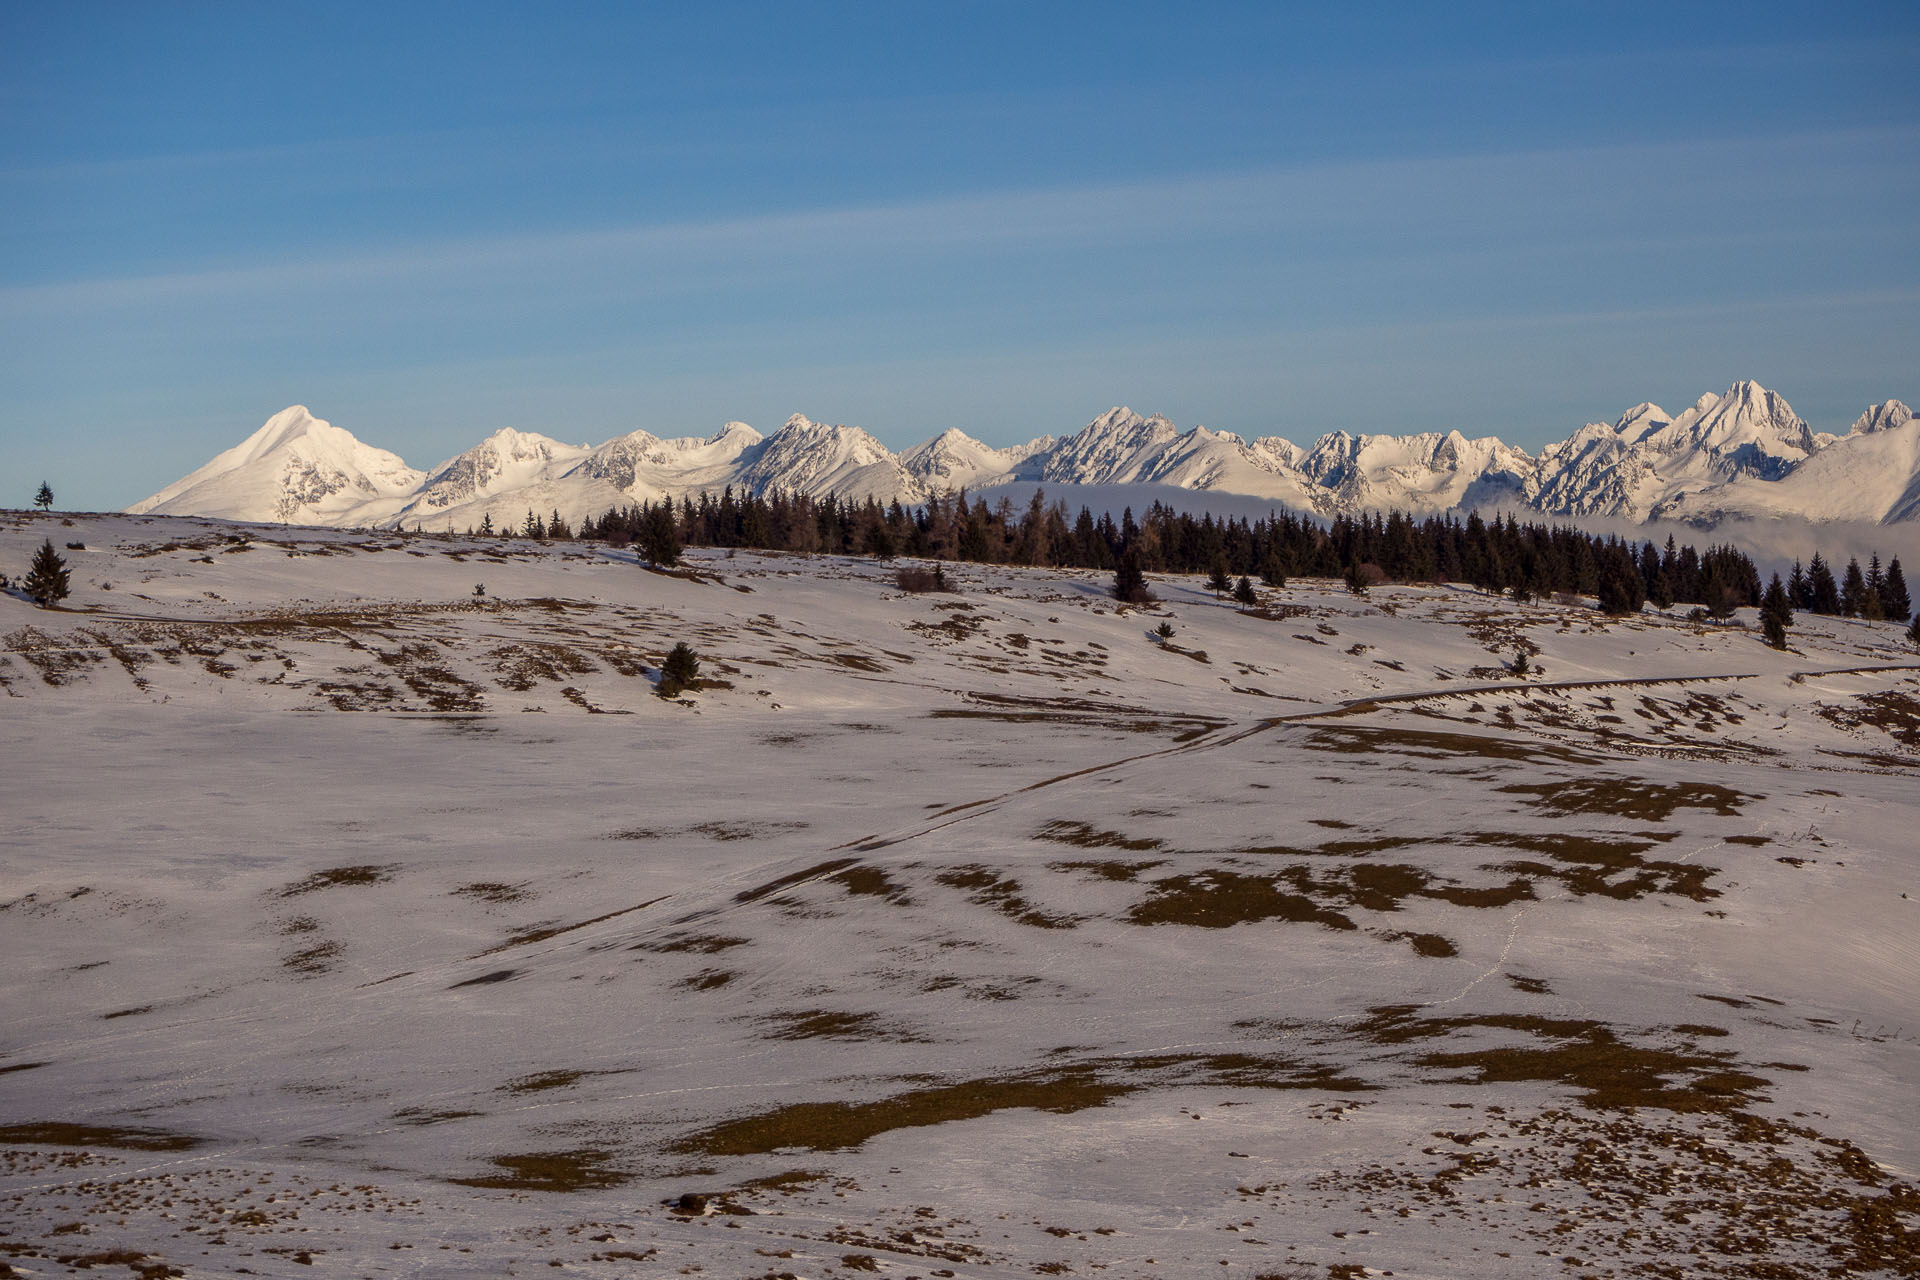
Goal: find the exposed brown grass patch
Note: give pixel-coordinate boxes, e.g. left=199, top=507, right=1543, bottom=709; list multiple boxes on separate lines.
left=1354, top=1008, right=1774, bottom=1113
left=391, top=1108, right=481, bottom=1126
left=1471, top=832, right=1718, bottom=901
left=500, top=1069, right=600, bottom=1094
left=1302, top=725, right=1592, bottom=764
left=638, top=933, right=750, bottom=955
left=0, top=1122, right=202, bottom=1151
left=735, top=858, right=861, bottom=905
left=757, top=1010, right=931, bottom=1043
left=451, top=881, right=533, bottom=904
left=277, top=864, right=394, bottom=897
left=1498, top=777, right=1751, bottom=821
left=1035, top=820, right=1164, bottom=851
left=1126, top=871, right=1355, bottom=930
left=473, top=896, right=665, bottom=956
left=827, top=865, right=912, bottom=903
left=451, top=1149, right=630, bottom=1192
left=670, top=1068, right=1134, bottom=1157
left=1047, top=859, right=1163, bottom=882
left=1816, top=689, right=1920, bottom=749
left=283, top=940, right=343, bottom=976
left=937, top=865, right=1077, bottom=928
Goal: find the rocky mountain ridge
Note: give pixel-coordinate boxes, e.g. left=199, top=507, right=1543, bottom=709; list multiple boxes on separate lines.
left=129, top=382, right=1918, bottom=530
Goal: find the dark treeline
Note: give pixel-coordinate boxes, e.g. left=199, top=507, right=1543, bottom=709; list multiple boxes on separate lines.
left=482, top=486, right=1911, bottom=623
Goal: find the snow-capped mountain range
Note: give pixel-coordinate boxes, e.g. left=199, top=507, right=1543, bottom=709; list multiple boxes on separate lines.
left=129, top=381, right=1918, bottom=530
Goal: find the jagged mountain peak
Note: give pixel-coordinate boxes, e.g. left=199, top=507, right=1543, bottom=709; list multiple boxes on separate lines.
left=711, top=420, right=764, bottom=445
left=1852, top=400, right=1914, bottom=436
left=475, top=425, right=582, bottom=454
left=766, top=413, right=889, bottom=454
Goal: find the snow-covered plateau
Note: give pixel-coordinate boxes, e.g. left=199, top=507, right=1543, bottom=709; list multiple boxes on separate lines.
left=3, top=511, right=1918, bottom=1278
left=128, top=382, right=1920, bottom=533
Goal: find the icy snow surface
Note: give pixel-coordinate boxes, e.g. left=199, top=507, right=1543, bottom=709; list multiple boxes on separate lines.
left=3, top=511, right=1918, bottom=1278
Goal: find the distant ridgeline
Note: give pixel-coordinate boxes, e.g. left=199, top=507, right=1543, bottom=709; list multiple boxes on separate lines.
left=492, top=489, right=1918, bottom=624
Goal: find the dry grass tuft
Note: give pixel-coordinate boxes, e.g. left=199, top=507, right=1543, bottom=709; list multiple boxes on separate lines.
left=278, top=864, right=394, bottom=897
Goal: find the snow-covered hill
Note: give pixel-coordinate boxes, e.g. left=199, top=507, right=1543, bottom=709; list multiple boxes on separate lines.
left=130, top=381, right=1920, bottom=529
left=5, top=511, right=1918, bottom=1278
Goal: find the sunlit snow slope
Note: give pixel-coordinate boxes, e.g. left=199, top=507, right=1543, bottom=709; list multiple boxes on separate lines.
left=4, top=511, right=1918, bottom=1279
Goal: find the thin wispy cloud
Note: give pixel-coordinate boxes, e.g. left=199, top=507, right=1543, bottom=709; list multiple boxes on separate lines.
left=7, top=126, right=1913, bottom=314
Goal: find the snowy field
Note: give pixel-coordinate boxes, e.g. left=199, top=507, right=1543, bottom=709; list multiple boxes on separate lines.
left=3, top=511, right=1918, bottom=1279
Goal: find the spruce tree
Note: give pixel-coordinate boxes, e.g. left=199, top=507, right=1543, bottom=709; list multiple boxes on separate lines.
left=1788, top=560, right=1809, bottom=609
left=1233, top=575, right=1257, bottom=607
left=1760, top=574, right=1792, bottom=649
left=24, top=539, right=70, bottom=606
left=1701, top=571, right=1737, bottom=622
left=1840, top=557, right=1868, bottom=618
left=1259, top=547, right=1287, bottom=589
left=1909, top=612, right=1920, bottom=651
left=657, top=642, right=700, bottom=698
left=34, top=481, right=53, bottom=511
left=1112, top=544, right=1153, bottom=604
left=1807, top=553, right=1840, bottom=614
left=1863, top=554, right=1886, bottom=620
left=1882, top=557, right=1911, bottom=623
left=1647, top=567, right=1675, bottom=610
left=638, top=502, right=681, bottom=568
left=1597, top=566, right=1645, bottom=615
left=1344, top=562, right=1370, bottom=596
left=1206, top=556, right=1232, bottom=598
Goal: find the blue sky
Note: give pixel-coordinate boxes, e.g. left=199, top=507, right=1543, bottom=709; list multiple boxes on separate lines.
left=3, top=1, right=1917, bottom=509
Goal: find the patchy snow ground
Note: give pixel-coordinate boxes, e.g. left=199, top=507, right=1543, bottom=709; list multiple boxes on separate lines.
left=3, top=511, right=1918, bottom=1280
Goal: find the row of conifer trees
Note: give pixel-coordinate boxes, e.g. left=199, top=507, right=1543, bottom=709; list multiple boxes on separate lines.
left=537, top=486, right=1917, bottom=625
